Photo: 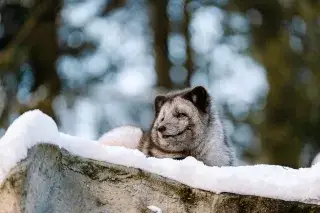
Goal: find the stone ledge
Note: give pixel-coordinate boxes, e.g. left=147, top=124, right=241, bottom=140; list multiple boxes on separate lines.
left=0, top=144, right=319, bottom=213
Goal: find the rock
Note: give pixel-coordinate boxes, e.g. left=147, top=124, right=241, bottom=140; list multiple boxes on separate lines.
left=0, top=144, right=319, bottom=213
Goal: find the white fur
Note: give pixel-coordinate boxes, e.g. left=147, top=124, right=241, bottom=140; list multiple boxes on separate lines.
left=98, top=125, right=142, bottom=149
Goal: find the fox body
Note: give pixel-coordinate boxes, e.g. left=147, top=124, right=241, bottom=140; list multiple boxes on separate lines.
left=99, top=86, right=236, bottom=167
left=138, top=86, right=236, bottom=167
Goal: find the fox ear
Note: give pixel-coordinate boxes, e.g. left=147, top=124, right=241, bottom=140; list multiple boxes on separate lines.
left=183, top=86, right=210, bottom=113
left=154, top=95, right=166, bottom=114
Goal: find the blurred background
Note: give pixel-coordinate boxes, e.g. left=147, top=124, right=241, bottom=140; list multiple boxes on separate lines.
left=0, top=0, right=319, bottom=168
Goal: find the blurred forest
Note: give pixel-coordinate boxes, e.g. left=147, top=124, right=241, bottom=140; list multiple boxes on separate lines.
left=0, top=0, right=320, bottom=169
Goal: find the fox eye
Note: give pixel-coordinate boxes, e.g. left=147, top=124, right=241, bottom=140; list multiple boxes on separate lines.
left=176, top=113, right=187, bottom=118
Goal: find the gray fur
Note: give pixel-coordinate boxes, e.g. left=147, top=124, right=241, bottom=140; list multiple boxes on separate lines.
left=138, top=86, right=237, bottom=167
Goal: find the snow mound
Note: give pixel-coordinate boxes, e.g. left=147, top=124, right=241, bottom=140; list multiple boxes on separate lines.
left=0, top=110, right=319, bottom=205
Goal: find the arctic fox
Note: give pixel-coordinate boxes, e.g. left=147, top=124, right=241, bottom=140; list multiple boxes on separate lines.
left=98, top=86, right=236, bottom=167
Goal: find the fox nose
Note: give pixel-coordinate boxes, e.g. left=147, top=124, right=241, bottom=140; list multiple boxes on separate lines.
left=158, top=126, right=166, bottom=133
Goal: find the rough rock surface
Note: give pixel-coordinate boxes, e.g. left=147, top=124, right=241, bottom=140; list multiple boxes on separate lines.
left=0, top=144, right=319, bottom=213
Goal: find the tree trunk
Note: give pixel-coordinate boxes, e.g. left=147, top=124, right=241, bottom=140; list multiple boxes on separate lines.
left=183, top=1, right=194, bottom=87
left=149, top=0, right=172, bottom=89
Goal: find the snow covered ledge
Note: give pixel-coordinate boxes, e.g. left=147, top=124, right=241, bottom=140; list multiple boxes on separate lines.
left=0, top=110, right=319, bottom=212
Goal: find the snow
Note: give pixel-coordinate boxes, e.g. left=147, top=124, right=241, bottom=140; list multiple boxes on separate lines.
left=147, top=205, right=162, bottom=213
left=312, top=153, right=320, bottom=166
left=0, top=110, right=320, bottom=205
